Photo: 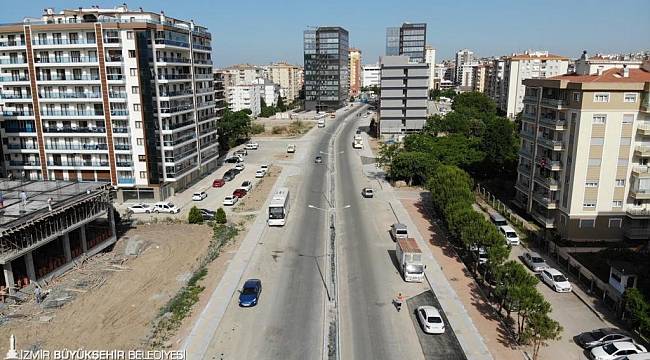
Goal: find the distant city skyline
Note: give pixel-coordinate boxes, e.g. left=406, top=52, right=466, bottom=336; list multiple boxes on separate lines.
left=1, top=0, right=648, bottom=67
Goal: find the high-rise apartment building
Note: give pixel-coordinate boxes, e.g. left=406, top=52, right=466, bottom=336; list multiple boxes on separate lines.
left=361, top=64, right=380, bottom=88
left=303, top=26, right=349, bottom=112
left=227, top=84, right=261, bottom=117
left=254, top=78, right=280, bottom=107
left=219, top=64, right=264, bottom=86
left=349, top=48, right=362, bottom=97
left=515, top=61, right=650, bottom=241
left=266, top=62, right=302, bottom=102
left=472, top=63, right=488, bottom=93
left=385, top=23, right=427, bottom=63
left=378, top=56, right=428, bottom=137
left=0, top=6, right=218, bottom=201
left=425, top=45, right=436, bottom=90
left=486, top=51, right=569, bottom=118
left=455, top=49, right=474, bottom=85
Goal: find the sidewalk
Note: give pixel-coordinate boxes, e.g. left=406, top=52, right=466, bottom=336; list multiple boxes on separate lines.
left=401, top=194, right=524, bottom=360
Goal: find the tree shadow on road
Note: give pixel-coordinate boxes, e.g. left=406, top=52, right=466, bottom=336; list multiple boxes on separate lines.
left=467, top=280, right=519, bottom=349
left=409, top=192, right=463, bottom=261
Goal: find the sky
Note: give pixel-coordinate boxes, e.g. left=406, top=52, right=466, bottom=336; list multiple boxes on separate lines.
left=1, top=0, right=648, bottom=67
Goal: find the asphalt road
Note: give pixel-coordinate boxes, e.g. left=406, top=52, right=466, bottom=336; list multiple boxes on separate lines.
left=203, top=105, right=363, bottom=359
left=336, top=110, right=426, bottom=359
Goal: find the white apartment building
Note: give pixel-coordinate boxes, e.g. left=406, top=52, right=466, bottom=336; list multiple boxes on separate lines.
left=254, top=77, right=279, bottom=107
left=361, top=63, right=380, bottom=88
left=425, top=45, right=436, bottom=90
left=220, top=64, right=264, bottom=87
left=487, top=51, right=569, bottom=118
left=0, top=6, right=219, bottom=201
left=515, top=62, right=650, bottom=241
left=458, top=62, right=479, bottom=90
left=227, top=84, right=261, bottom=117
left=455, top=49, right=474, bottom=85
left=485, top=58, right=506, bottom=108
left=575, top=50, right=645, bottom=75
left=266, top=62, right=302, bottom=102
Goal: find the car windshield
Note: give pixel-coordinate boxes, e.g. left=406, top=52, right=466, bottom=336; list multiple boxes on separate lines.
left=428, top=316, right=442, bottom=324
left=506, top=232, right=517, bottom=238
left=269, top=207, right=284, bottom=219
left=242, top=287, right=257, bottom=295
left=553, top=274, right=567, bottom=282
left=396, top=230, right=407, bottom=235
left=405, top=264, right=424, bottom=274
left=602, top=343, right=618, bottom=354
left=532, top=257, right=544, bottom=263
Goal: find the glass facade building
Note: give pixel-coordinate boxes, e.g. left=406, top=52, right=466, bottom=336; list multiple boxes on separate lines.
left=303, top=27, right=349, bottom=112
left=385, top=23, right=427, bottom=63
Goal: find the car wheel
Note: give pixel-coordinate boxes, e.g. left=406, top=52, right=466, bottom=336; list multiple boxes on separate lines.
left=154, top=210, right=159, bottom=214
left=145, top=210, right=150, bottom=214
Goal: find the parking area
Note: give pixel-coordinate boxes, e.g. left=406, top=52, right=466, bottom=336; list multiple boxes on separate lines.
left=407, top=290, right=468, bottom=360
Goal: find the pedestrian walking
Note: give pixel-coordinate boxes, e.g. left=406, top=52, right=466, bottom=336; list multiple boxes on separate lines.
left=394, top=292, right=405, bottom=312
left=34, top=286, right=42, bottom=304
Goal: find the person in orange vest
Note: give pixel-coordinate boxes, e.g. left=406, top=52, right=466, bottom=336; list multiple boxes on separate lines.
left=394, top=292, right=405, bottom=312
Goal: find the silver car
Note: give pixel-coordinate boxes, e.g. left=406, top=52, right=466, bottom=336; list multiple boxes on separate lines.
left=522, top=252, right=549, bottom=272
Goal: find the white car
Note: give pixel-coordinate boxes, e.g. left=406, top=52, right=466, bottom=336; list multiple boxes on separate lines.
left=234, top=163, right=245, bottom=171
left=239, top=181, right=252, bottom=192
left=287, top=144, right=296, bottom=153
left=223, top=195, right=238, bottom=206
left=499, top=225, right=520, bottom=246
left=128, top=203, right=153, bottom=214
left=245, top=142, right=259, bottom=150
left=523, top=252, right=549, bottom=272
left=260, top=164, right=269, bottom=171
left=416, top=306, right=445, bottom=334
left=540, top=268, right=572, bottom=292
left=255, top=169, right=266, bottom=178
left=590, top=342, right=647, bottom=360
left=192, top=191, right=207, bottom=201
left=152, top=202, right=180, bottom=214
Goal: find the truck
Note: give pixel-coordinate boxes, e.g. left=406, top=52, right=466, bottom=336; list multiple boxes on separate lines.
left=353, top=135, right=363, bottom=149
left=396, top=238, right=425, bottom=282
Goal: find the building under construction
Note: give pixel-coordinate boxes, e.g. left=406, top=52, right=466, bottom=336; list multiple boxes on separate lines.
left=0, top=180, right=115, bottom=295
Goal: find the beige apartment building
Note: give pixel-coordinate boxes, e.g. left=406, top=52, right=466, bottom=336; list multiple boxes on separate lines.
left=515, top=63, right=650, bottom=241
left=349, top=48, right=361, bottom=97
left=267, top=62, right=302, bottom=102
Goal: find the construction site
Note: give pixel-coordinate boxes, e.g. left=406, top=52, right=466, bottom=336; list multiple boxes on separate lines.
left=0, top=179, right=115, bottom=298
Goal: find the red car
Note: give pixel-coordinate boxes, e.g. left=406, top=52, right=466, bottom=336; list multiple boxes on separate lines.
left=213, top=178, right=225, bottom=188
left=232, top=188, right=248, bottom=198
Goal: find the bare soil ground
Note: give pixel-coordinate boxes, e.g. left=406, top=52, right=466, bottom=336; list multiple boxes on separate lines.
left=0, top=224, right=214, bottom=352
left=252, top=119, right=315, bottom=137
left=233, top=165, right=280, bottom=213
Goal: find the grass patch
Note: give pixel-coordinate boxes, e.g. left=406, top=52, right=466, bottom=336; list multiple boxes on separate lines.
left=148, top=223, right=240, bottom=348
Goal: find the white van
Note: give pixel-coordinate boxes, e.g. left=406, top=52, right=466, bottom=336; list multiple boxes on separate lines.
left=499, top=225, right=520, bottom=246
left=317, top=118, right=325, bottom=128
left=390, top=223, right=408, bottom=241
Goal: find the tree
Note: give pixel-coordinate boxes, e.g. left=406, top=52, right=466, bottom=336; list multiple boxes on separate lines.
left=624, top=288, right=650, bottom=336
left=493, top=261, right=538, bottom=317
left=260, top=97, right=267, bottom=109
left=427, top=134, right=485, bottom=170
left=276, top=96, right=286, bottom=112
left=521, top=312, right=562, bottom=360
left=377, top=143, right=401, bottom=170
left=215, top=207, right=227, bottom=225
left=241, top=108, right=252, bottom=115
left=188, top=206, right=203, bottom=224
left=389, top=151, right=439, bottom=185
left=452, top=91, right=497, bottom=115
left=478, top=115, right=518, bottom=177
left=427, top=165, right=474, bottom=211
left=217, top=110, right=251, bottom=149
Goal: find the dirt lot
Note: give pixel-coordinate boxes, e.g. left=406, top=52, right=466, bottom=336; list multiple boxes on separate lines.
left=252, top=119, right=315, bottom=137
left=0, top=224, right=217, bottom=352
left=233, top=165, right=280, bottom=213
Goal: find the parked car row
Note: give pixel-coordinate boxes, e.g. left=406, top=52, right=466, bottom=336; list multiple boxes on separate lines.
left=575, top=327, right=648, bottom=359
left=128, top=201, right=180, bottom=214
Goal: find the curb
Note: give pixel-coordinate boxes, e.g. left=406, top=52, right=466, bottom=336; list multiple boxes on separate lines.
left=571, top=288, right=606, bottom=322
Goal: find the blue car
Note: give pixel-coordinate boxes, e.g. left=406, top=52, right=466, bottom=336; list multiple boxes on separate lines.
left=238, top=279, right=262, bottom=307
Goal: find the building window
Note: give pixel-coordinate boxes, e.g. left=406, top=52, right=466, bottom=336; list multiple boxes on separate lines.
left=572, top=92, right=580, bottom=102
left=128, top=50, right=136, bottom=58
left=592, top=114, right=607, bottom=124
left=609, top=218, right=622, bottom=227
left=579, top=219, right=595, bottom=228
left=126, top=31, right=133, bottom=40
left=624, top=93, right=637, bottom=103
left=593, top=93, right=609, bottom=103
left=136, top=138, right=144, bottom=145
left=130, top=68, right=137, bottom=76
left=622, top=114, right=634, bottom=124
left=620, top=137, right=631, bottom=146
left=571, top=112, right=577, bottom=121
left=135, top=121, right=142, bottom=128
left=616, top=179, right=625, bottom=187
left=131, top=86, right=139, bottom=94
left=618, top=159, right=628, bottom=166
left=612, top=201, right=623, bottom=209
left=583, top=201, right=596, bottom=208
left=588, top=158, right=601, bottom=166
left=585, top=181, right=598, bottom=187
left=139, top=171, right=146, bottom=179
left=138, top=155, right=146, bottom=162
left=590, top=137, right=604, bottom=145
left=133, top=104, right=140, bottom=111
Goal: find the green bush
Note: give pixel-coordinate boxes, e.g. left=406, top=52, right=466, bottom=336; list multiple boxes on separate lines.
left=215, top=207, right=227, bottom=224
left=271, top=126, right=286, bottom=134
left=188, top=206, right=203, bottom=224
left=251, top=123, right=265, bottom=134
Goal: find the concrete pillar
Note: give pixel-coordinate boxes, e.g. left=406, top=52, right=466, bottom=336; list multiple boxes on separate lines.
left=80, top=224, right=88, bottom=253
left=24, top=252, right=37, bottom=283
left=108, top=206, right=117, bottom=239
left=3, top=261, right=15, bottom=296
left=62, top=233, right=72, bottom=262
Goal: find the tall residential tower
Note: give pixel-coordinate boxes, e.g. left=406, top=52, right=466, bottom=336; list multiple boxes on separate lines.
left=385, top=23, right=427, bottom=63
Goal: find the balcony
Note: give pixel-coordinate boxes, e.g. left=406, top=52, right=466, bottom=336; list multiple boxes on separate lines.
left=0, top=93, right=32, bottom=100
left=534, top=174, right=560, bottom=191
left=194, top=59, right=213, bottom=65
left=114, top=144, right=131, bottom=151
left=155, top=56, right=190, bottom=64
left=9, top=160, right=40, bottom=166
left=0, top=40, right=26, bottom=47
left=537, top=137, right=564, bottom=151
left=32, top=39, right=96, bottom=46
left=116, top=161, right=133, bottom=167
left=532, top=192, right=558, bottom=209
left=110, top=109, right=129, bottom=117
left=35, top=56, right=98, bottom=64
left=539, top=116, right=566, bottom=130
left=154, top=39, right=190, bottom=48
left=47, top=160, right=109, bottom=167
left=540, top=97, right=567, bottom=109
left=3, top=127, right=36, bottom=133
left=162, top=120, right=195, bottom=131
left=37, top=75, right=100, bottom=82
left=0, top=58, right=27, bottom=64
left=45, top=143, right=108, bottom=151
left=105, top=55, right=123, bottom=62
left=107, top=74, right=124, bottom=81
left=109, top=92, right=127, bottom=99
left=196, top=101, right=215, bottom=109
left=520, top=129, right=536, bottom=140
left=518, top=147, right=533, bottom=159
left=6, top=143, right=37, bottom=150
left=632, top=165, right=650, bottom=178
left=195, top=73, right=213, bottom=80
left=157, top=74, right=191, bottom=81
left=103, top=37, right=120, bottom=44
left=43, top=126, right=106, bottom=134
left=538, top=157, right=562, bottom=171
left=41, top=110, right=103, bottom=117
left=635, top=145, right=650, bottom=157
left=515, top=180, right=531, bottom=194
left=39, top=92, right=101, bottom=99
left=112, top=127, right=129, bottom=133
left=626, top=205, right=650, bottom=218
left=158, top=104, right=193, bottom=114
left=0, top=75, right=30, bottom=82
left=192, top=44, right=212, bottom=51
left=638, top=122, right=650, bottom=136
left=531, top=209, right=555, bottom=228
left=2, top=110, right=34, bottom=117
left=517, top=164, right=532, bottom=175
left=630, top=188, right=650, bottom=200
left=118, top=177, right=136, bottom=185
left=157, top=90, right=193, bottom=98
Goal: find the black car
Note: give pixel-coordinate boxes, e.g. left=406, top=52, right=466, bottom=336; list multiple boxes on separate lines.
left=575, top=328, right=632, bottom=349
left=224, top=170, right=237, bottom=181
left=225, top=156, right=242, bottom=164
left=239, top=279, right=262, bottom=307
left=200, top=209, right=216, bottom=220
left=314, top=156, right=323, bottom=164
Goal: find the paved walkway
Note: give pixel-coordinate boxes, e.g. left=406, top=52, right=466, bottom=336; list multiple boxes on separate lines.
left=401, top=195, right=524, bottom=360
